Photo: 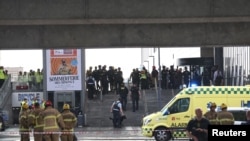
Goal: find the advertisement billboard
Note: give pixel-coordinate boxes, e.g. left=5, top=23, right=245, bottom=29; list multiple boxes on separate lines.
left=46, top=49, right=82, bottom=91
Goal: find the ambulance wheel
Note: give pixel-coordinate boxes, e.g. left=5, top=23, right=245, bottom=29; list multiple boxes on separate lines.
left=154, top=127, right=171, bottom=141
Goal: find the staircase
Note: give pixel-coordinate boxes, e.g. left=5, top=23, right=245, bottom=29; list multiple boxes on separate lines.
left=0, top=75, right=13, bottom=127
left=84, top=88, right=176, bottom=127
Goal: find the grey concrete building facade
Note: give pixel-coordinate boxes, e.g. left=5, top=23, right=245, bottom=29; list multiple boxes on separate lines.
left=1, top=0, right=250, bottom=49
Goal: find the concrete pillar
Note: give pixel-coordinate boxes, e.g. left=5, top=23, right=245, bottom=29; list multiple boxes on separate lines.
left=214, top=47, right=224, bottom=70
left=200, top=47, right=213, bottom=58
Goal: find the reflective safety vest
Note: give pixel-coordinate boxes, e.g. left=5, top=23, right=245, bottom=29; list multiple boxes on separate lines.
left=35, top=73, right=42, bottom=83
left=23, top=75, right=29, bottom=83
left=0, top=69, right=5, bottom=80
left=140, top=71, right=147, bottom=79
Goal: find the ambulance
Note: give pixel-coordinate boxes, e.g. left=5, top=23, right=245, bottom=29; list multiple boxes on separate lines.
left=141, top=85, right=250, bottom=141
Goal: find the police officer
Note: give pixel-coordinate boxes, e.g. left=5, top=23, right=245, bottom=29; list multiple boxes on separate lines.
left=86, top=76, right=96, bottom=100
left=61, top=104, right=77, bottom=141
left=40, top=100, right=65, bottom=141
left=217, top=103, right=234, bottom=125
left=19, top=102, right=30, bottom=141
left=130, top=84, right=141, bottom=112
left=110, top=97, right=124, bottom=128
left=118, top=83, right=129, bottom=111
left=28, top=102, right=44, bottom=141
left=204, top=102, right=218, bottom=125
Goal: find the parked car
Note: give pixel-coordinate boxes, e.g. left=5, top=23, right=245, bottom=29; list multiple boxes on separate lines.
left=0, top=112, right=5, bottom=131
left=0, top=109, right=8, bottom=131
left=215, top=107, right=250, bottom=125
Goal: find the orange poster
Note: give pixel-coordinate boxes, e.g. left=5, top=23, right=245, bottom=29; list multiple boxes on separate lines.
left=50, top=58, right=78, bottom=75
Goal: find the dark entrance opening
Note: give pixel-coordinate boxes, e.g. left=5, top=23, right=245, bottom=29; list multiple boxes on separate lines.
left=177, top=57, right=214, bottom=87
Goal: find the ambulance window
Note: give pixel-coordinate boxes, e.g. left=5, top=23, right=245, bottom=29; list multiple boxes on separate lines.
left=168, top=98, right=190, bottom=114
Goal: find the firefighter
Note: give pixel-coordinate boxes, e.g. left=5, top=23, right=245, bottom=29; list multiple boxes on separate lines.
left=19, top=102, right=30, bottom=141
left=204, top=102, right=218, bottom=125
left=28, top=102, right=44, bottom=141
left=61, top=104, right=77, bottom=141
left=217, top=103, right=235, bottom=125
left=20, top=97, right=28, bottom=112
left=40, top=100, right=65, bottom=141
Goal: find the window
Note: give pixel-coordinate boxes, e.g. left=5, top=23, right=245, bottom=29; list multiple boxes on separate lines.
left=168, top=98, right=190, bottom=114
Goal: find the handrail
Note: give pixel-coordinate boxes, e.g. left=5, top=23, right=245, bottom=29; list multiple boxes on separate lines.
left=0, top=74, right=12, bottom=108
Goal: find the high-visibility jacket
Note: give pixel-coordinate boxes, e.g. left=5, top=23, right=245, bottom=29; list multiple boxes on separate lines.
left=40, top=106, right=65, bottom=132
left=41, top=101, right=46, bottom=110
left=35, top=72, right=42, bottom=83
left=28, top=74, right=32, bottom=82
left=0, top=69, right=5, bottom=80
left=140, top=70, right=147, bottom=80
left=23, top=74, right=29, bottom=83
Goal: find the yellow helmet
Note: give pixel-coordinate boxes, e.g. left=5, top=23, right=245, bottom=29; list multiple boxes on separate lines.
left=210, top=102, right=217, bottom=108
left=63, top=104, right=70, bottom=110
left=221, top=103, right=227, bottom=109
left=22, top=102, right=29, bottom=109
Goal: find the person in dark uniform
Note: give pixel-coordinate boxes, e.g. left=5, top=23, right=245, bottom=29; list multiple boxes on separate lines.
left=110, top=97, right=124, bottom=128
left=118, top=83, right=129, bottom=111
left=161, top=66, right=168, bottom=89
left=182, top=66, right=191, bottom=88
left=186, top=108, right=210, bottom=141
left=86, top=76, right=96, bottom=100
left=202, top=67, right=211, bottom=86
left=130, top=84, right=141, bottom=112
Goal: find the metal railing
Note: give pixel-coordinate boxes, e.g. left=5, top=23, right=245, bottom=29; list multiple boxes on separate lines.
left=0, top=75, right=12, bottom=108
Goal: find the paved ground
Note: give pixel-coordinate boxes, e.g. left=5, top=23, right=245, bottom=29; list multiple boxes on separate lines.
left=0, top=126, right=189, bottom=141
left=0, top=88, right=183, bottom=141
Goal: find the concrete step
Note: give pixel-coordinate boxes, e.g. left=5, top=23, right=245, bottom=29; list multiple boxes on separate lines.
left=84, top=89, right=177, bottom=127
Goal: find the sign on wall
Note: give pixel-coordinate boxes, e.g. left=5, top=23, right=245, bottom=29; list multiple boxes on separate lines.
left=46, top=49, right=82, bottom=91
left=12, top=92, right=43, bottom=107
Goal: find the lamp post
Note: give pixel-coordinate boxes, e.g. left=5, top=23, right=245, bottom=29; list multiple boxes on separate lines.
left=149, top=56, right=155, bottom=67
left=144, top=60, right=149, bottom=71
left=157, top=48, right=162, bottom=109
left=143, top=60, right=149, bottom=115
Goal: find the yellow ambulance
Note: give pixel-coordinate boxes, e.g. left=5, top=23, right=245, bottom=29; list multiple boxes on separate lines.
left=141, top=85, right=250, bottom=141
